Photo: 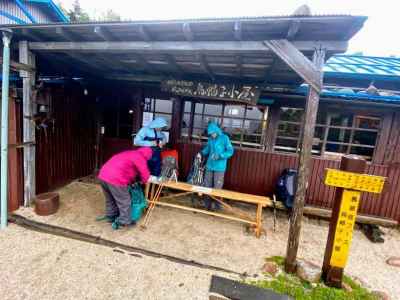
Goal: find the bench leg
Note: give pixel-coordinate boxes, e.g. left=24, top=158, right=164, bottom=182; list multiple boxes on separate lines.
left=255, top=203, right=263, bottom=238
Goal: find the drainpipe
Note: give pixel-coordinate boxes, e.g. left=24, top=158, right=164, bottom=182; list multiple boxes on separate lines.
left=0, top=29, right=12, bottom=230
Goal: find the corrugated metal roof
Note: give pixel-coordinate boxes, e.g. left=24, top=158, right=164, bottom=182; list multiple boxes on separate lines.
left=325, top=55, right=400, bottom=77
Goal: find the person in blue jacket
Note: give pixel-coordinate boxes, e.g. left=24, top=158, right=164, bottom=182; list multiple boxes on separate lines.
left=200, top=122, right=234, bottom=210
left=134, top=117, right=168, bottom=176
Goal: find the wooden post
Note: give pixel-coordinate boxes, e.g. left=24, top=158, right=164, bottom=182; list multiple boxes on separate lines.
left=264, top=104, right=280, bottom=152
left=169, top=97, right=183, bottom=146
left=322, top=155, right=366, bottom=287
left=284, top=48, right=325, bottom=273
left=19, top=41, right=36, bottom=206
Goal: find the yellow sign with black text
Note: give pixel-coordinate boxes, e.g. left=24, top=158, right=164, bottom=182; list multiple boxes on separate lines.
left=330, top=190, right=361, bottom=268
left=325, top=169, right=385, bottom=194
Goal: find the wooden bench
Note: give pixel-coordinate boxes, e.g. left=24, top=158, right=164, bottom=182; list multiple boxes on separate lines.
left=144, top=179, right=271, bottom=238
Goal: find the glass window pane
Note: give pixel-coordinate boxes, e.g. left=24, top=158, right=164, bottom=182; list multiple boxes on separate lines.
left=144, top=97, right=154, bottom=112
left=155, top=99, right=173, bottom=113
left=224, top=105, right=245, bottom=118
left=280, top=107, right=303, bottom=122
left=195, top=103, right=204, bottom=114
left=182, top=113, right=191, bottom=129
left=278, top=122, right=301, bottom=138
left=275, top=138, right=298, bottom=152
left=353, top=131, right=378, bottom=146
left=184, top=101, right=192, bottom=113
left=204, top=104, right=222, bottom=116
left=246, top=106, right=263, bottom=120
left=154, top=113, right=171, bottom=128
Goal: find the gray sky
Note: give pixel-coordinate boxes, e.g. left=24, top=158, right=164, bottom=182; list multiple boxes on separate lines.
left=60, top=0, right=399, bottom=57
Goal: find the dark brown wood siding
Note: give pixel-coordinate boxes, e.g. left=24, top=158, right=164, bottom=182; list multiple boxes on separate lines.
left=36, top=85, right=97, bottom=193
left=178, top=142, right=400, bottom=222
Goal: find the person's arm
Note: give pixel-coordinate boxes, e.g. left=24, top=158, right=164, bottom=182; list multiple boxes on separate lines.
left=134, top=128, right=156, bottom=147
left=134, top=155, right=151, bottom=183
left=219, top=136, right=234, bottom=159
left=201, top=141, right=210, bottom=156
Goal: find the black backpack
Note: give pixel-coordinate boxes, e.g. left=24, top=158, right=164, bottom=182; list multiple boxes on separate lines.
left=275, top=168, right=297, bottom=209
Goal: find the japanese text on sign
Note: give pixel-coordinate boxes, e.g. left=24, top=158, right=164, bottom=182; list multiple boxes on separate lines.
left=330, top=190, right=361, bottom=268
left=324, top=169, right=385, bottom=193
left=161, top=79, right=260, bottom=105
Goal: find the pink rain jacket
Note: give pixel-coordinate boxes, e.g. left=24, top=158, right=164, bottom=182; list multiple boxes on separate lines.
left=98, top=147, right=153, bottom=186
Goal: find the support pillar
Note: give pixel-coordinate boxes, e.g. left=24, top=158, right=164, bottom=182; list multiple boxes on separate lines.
left=19, top=41, right=36, bottom=206
left=285, top=48, right=326, bottom=273
left=0, top=29, right=12, bottom=229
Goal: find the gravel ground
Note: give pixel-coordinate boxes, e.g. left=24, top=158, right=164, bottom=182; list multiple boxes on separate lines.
left=0, top=224, right=236, bottom=300
left=14, top=182, right=400, bottom=299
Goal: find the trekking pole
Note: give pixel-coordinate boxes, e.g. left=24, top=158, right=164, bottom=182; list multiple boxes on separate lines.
left=141, top=181, right=164, bottom=229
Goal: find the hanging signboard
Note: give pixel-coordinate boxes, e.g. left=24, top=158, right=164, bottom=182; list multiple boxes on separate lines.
left=161, top=79, right=260, bottom=105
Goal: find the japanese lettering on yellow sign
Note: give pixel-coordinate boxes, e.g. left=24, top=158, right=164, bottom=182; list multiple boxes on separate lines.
left=330, top=190, right=361, bottom=268
left=325, top=169, right=385, bottom=193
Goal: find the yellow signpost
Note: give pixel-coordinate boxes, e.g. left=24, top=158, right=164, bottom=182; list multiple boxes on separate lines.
left=322, top=157, right=386, bottom=287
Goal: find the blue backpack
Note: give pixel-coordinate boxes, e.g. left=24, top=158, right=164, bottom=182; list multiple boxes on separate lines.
left=276, top=169, right=297, bottom=209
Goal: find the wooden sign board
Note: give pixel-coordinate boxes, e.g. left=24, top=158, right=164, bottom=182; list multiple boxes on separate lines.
left=161, top=79, right=260, bottom=105
left=324, top=169, right=385, bottom=193
left=330, top=190, right=360, bottom=268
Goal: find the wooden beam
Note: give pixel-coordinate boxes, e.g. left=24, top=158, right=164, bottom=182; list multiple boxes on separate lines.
left=19, top=41, right=36, bottom=206
left=264, top=39, right=324, bottom=92
left=21, top=28, right=42, bottom=42
left=138, top=25, right=151, bottom=41
left=132, top=53, right=157, bottom=73
left=286, top=20, right=301, bottom=40
left=55, top=27, right=77, bottom=41
left=28, top=40, right=348, bottom=54
left=165, top=54, right=183, bottom=73
left=0, top=57, right=35, bottom=72
left=234, top=21, right=242, bottom=41
left=285, top=47, right=325, bottom=273
left=94, top=26, right=116, bottom=41
left=197, top=53, right=215, bottom=81
left=63, top=53, right=107, bottom=72
left=235, top=55, right=242, bottom=78
left=182, top=23, right=194, bottom=41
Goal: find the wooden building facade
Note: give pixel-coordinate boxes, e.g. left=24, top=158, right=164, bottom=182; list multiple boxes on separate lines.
left=3, top=14, right=400, bottom=224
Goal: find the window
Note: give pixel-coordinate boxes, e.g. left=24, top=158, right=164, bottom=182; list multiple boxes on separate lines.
left=274, top=107, right=382, bottom=160
left=181, top=100, right=268, bottom=149
left=142, top=97, right=173, bottom=141
left=103, top=96, right=134, bottom=139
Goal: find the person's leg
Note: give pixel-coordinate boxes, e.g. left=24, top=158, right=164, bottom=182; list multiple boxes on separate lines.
left=108, top=185, right=133, bottom=225
left=203, top=170, right=214, bottom=210
left=101, top=181, right=119, bottom=220
left=212, top=172, right=225, bottom=210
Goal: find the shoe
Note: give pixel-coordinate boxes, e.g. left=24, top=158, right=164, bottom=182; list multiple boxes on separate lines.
left=111, top=220, right=136, bottom=230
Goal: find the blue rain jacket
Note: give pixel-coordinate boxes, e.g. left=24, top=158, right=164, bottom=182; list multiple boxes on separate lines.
left=134, top=117, right=167, bottom=147
left=201, top=122, right=234, bottom=172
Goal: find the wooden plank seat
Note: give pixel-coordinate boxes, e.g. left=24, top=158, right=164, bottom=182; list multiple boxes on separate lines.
left=144, top=179, right=271, bottom=238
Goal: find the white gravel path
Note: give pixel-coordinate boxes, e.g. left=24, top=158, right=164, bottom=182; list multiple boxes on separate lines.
left=14, top=182, right=400, bottom=299
left=0, top=224, right=236, bottom=300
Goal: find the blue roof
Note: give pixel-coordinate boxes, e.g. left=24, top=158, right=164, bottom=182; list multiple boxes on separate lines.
left=295, top=84, right=400, bottom=104
left=324, top=55, right=400, bottom=80
left=25, top=0, right=69, bottom=23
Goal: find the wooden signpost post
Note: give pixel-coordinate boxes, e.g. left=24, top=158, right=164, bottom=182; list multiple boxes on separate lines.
left=322, top=155, right=386, bottom=287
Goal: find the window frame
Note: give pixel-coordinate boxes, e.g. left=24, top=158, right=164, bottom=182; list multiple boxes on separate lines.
left=273, top=106, right=383, bottom=161
left=180, top=99, right=268, bottom=149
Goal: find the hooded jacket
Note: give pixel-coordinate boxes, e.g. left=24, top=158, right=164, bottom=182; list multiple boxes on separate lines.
left=98, top=147, right=153, bottom=186
left=201, top=122, right=234, bottom=172
left=134, top=117, right=167, bottom=147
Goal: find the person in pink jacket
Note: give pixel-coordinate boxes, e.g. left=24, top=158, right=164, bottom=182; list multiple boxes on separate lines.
left=98, top=147, right=153, bottom=227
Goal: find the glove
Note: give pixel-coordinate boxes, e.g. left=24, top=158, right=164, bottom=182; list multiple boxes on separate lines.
left=196, top=153, right=202, bottom=160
